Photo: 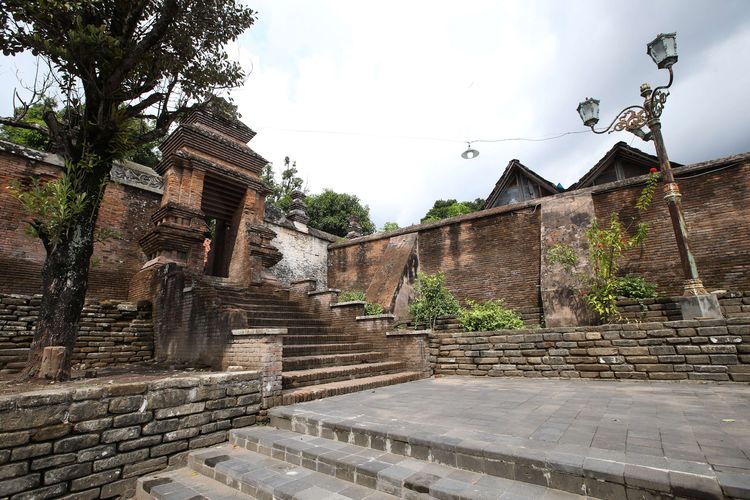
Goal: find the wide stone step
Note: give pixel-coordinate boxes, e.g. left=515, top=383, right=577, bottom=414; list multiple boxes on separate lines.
left=283, top=351, right=387, bottom=371
left=138, top=443, right=398, bottom=500
left=283, top=342, right=372, bottom=357
left=136, top=466, right=247, bottom=499
left=281, top=325, right=345, bottom=335
left=245, top=310, right=322, bottom=320
left=230, top=426, right=588, bottom=499
left=268, top=406, right=726, bottom=500
left=281, top=371, right=424, bottom=405
left=283, top=334, right=356, bottom=345
left=282, top=361, right=407, bottom=389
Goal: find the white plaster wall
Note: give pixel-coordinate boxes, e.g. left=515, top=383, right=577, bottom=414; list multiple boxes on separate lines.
left=265, top=220, right=332, bottom=289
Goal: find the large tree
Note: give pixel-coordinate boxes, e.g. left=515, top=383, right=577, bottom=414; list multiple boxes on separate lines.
left=306, top=189, right=376, bottom=237
left=420, top=198, right=485, bottom=224
left=0, top=0, right=256, bottom=379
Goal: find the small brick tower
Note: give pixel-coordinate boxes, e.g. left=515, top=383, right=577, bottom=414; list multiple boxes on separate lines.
left=138, top=97, right=281, bottom=285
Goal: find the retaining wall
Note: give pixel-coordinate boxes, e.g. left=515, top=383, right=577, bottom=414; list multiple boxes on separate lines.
left=429, top=318, right=750, bottom=382
left=0, top=371, right=261, bottom=499
left=0, top=294, right=154, bottom=373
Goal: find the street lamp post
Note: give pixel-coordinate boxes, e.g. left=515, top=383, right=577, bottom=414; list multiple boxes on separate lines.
left=576, top=33, right=722, bottom=319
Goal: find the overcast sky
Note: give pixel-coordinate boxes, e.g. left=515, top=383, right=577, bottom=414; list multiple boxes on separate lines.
left=2, top=1, right=749, bottom=228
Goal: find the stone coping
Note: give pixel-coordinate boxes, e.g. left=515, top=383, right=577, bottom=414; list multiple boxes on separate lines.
left=330, top=301, right=365, bottom=308
left=231, top=328, right=287, bottom=336
left=307, top=289, right=340, bottom=297
left=356, top=314, right=396, bottom=321
left=386, top=329, right=431, bottom=337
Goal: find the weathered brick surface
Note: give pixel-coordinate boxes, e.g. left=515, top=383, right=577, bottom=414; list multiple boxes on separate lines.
left=0, top=149, right=160, bottom=300
left=0, top=371, right=260, bottom=499
left=429, top=318, right=750, bottom=381
left=0, top=294, right=154, bottom=373
left=328, top=160, right=750, bottom=319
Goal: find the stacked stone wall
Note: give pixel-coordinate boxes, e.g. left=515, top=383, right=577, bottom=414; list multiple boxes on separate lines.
left=0, top=371, right=260, bottom=499
left=0, top=294, right=154, bottom=373
left=430, top=318, right=750, bottom=382
left=616, top=291, right=750, bottom=322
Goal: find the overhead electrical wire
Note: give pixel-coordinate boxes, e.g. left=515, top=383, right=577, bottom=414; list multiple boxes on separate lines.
left=255, top=125, right=590, bottom=146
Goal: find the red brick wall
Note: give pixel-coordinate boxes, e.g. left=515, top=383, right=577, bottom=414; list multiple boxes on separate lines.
left=328, top=207, right=542, bottom=310
left=592, top=161, right=750, bottom=295
left=0, top=151, right=160, bottom=300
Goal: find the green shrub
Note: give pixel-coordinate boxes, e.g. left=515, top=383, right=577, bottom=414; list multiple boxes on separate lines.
left=364, top=303, right=384, bottom=315
left=338, top=290, right=384, bottom=316
left=409, top=272, right=460, bottom=328
left=613, top=275, right=658, bottom=299
left=338, top=290, right=366, bottom=302
left=458, top=299, right=524, bottom=331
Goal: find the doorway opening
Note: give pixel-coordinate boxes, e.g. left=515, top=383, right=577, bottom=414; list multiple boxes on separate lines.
left=200, top=173, right=246, bottom=277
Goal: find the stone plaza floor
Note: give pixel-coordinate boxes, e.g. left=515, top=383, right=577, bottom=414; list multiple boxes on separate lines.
left=279, top=376, right=750, bottom=495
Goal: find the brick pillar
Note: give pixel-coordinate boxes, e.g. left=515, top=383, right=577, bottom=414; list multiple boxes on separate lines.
left=221, top=328, right=286, bottom=421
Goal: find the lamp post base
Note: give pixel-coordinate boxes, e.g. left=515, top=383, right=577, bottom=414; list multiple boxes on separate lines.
left=679, top=293, right=723, bottom=320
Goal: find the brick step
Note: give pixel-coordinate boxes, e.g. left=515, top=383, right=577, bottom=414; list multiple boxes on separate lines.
left=0, top=347, right=29, bottom=360
left=243, top=310, right=322, bottom=320
left=231, top=426, right=588, bottom=499
left=136, top=443, right=399, bottom=500
left=283, top=342, right=372, bottom=357
left=221, top=298, right=304, bottom=309
left=248, top=317, right=329, bottom=327
left=281, top=371, right=424, bottom=405
left=282, top=334, right=356, bottom=345
left=275, top=325, right=345, bottom=335
left=282, top=361, right=407, bottom=389
left=283, top=351, right=387, bottom=371
left=269, top=406, right=726, bottom=500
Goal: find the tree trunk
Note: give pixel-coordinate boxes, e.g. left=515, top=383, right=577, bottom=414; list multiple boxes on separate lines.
left=21, top=218, right=96, bottom=380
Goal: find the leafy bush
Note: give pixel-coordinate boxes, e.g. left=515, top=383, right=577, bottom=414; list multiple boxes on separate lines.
left=409, top=272, right=460, bottom=328
left=337, top=290, right=384, bottom=316
left=613, top=275, right=658, bottom=299
left=338, top=290, right=366, bottom=302
left=458, top=299, right=524, bottom=331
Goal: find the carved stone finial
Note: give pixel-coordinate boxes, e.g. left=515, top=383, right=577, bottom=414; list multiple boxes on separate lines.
left=286, top=190, right=309, bottom=225
left=346, top=214, right=363, bottom=239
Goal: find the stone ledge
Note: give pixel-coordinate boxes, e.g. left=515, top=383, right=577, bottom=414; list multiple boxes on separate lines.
left=386, top=329, right=431, bottom=337
left=356, top=314, right=396, bottom=321
left=307, top=289, right=340, bottom=297
left=330, top=301, right=365, bottom=308
left=231, top=328, right=287, bottom=336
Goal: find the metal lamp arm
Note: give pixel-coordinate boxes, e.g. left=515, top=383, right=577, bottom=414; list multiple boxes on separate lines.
left=589, top=105, right=648, bottom=135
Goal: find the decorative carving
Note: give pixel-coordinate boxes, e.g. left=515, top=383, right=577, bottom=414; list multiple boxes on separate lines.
left=346, top=215, right=363, bottom=239
left=110, top=163, right=164, bottom=194
left=611, top=108, right=648, bottom=134
left=650, top=88, right=669, bottom=118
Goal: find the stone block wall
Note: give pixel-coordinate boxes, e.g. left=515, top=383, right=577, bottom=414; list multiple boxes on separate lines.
left=0, top=371, right=261, bottom=499
left=616, top=292, right=750, bottom=323
left=0, top=294, right=154, bottom=373
left=430, top=318, right=750, bottom=382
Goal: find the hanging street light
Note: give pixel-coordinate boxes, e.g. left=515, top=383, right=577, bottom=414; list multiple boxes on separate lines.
left=461, top=142, right=480, bottom=159
left=576, top=32, right=722, bottom=320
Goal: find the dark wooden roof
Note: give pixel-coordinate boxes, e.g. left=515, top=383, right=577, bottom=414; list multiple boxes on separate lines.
left=483, top=159, right=560, bottom=209
left=568, top=141, right=682, bottom=190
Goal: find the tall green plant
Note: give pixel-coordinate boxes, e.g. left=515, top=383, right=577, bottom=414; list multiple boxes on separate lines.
left=409, top=272, right=459, bottom=328
left=583, top=170, right=659, bottom=321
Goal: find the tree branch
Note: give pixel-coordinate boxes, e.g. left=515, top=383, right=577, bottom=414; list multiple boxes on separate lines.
left=0, top=117, right=50, bottom=135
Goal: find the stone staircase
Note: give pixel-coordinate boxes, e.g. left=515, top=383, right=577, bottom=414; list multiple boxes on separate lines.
left=136, top=409, right=589, bottom=500
left=211, top=281, right=423, bottom=405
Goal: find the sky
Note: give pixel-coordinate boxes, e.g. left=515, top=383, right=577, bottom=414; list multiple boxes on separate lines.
left=1, top=0, right=750, bottom=229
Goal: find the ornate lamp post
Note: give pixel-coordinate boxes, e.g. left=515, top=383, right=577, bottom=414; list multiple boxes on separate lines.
left=577, top=33, right=722, bottom=319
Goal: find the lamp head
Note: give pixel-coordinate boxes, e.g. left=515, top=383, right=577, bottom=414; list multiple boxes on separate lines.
left=647, top=33, right=678, bottom=69
left=577, top=98, right=600, bottom=128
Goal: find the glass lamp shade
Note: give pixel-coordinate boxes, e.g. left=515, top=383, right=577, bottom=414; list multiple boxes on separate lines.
left=577, top=98, right=600, bottom=127
left=647, top=33, right=678, bottom=69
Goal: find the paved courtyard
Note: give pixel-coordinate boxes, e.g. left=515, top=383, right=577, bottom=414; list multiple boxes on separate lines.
left=283, top=377, right=750, bottom=492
